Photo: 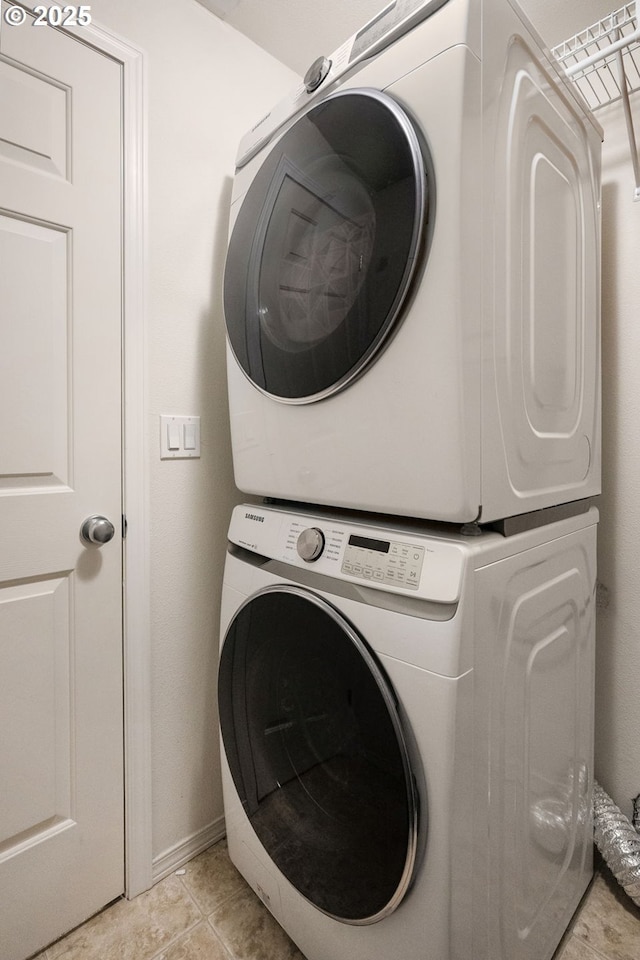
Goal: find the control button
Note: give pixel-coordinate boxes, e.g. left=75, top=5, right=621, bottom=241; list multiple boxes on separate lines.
left=296, top=527, right=325, bottom=562
left=303, top=56, right=332, bottom=93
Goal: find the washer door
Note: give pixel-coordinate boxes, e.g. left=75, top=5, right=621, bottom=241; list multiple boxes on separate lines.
left=218, top=585, right=419, bottom=925
left=224, top=89, right=431, bottom=402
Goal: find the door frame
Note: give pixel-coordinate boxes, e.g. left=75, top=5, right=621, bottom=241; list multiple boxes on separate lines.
left=59, top=16, right=152, bottom=898
left=9, top=0, right=152, bottom=901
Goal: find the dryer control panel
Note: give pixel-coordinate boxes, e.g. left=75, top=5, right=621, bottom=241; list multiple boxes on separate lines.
left=235, top=0, right=451, bottom=167
left=228, top=505, right=467, bottom=604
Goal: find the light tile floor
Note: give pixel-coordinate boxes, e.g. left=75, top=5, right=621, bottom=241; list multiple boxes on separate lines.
left=32, top=841, right=640, bottom=960
left=554, top=864, right=640, bottom=960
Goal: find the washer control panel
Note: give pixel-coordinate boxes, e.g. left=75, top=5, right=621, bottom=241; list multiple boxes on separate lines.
left=228, top=505, right=466, bottom=604
left=342, top=534, right=425, bottom=589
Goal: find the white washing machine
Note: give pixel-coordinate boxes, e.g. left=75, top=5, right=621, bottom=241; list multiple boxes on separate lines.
left=218, top=502, right=597, bottom=960
left=223, top=0, right=602, bottom=524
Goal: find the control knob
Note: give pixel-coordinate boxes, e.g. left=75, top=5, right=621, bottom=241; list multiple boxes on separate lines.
left=296, top=527, right=325, bottom=562
left=303, top=56, right=332, bottom=93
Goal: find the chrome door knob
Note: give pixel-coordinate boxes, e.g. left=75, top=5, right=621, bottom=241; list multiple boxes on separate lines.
left=81, top=515, right=116, bottom=545
left=296, top=527, right=325, bottom=562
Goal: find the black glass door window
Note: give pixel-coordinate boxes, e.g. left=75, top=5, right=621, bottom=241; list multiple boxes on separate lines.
left=218, top=586, right=419, bottom=924
left=224, top=89, right=432, bottom=402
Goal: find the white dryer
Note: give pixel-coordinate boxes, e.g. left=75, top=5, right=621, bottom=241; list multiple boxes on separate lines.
left=218, top=502, right=597, bottom=960
left=223, top=0, right=602, bottom=524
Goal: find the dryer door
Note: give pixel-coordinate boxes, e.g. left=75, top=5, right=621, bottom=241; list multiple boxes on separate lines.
left=224, top=89, right=431, bottom=402
left=218, top=585, right=419, bottom=924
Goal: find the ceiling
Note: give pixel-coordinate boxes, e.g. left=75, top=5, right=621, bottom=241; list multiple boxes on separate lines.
left=195, top=0, right=624, bottom=76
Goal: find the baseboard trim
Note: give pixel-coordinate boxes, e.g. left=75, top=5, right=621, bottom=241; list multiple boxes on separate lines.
left=152, top=816, right=226, bottom=884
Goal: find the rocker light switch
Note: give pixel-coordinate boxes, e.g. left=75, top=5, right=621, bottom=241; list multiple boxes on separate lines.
left=168, top=423, right=181, bottom=450
left=184, top=422, right=197, bottom=450
left=160, top=415, right=201, bottom=459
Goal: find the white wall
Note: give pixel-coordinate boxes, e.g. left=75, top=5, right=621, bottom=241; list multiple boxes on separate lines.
left=89, top=0, right=297, bottom=868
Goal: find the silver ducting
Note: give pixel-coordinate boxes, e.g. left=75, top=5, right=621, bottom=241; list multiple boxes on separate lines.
left=593, top=780, right=640, bottom=908
left=530, top=763, right=590, bottom=857
left=632, top=793, right=640, bottom=834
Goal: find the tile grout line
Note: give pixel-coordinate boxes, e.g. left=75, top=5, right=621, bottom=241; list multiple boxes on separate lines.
left=175, top=872, right=208, bottom=918
left=173, top=870, right=243, bottom=959
left=205, top=886, right=264, bottom=958
left=570, top=931, right=622, bottom=960
left=139, top=871, right=206, bottom=960
left=133, top=849, right=255, bottom=960
left=205, top=886, right=250, bottom=941
left=177, top=868, right=252, bottom=919
left=146, top=916, right=203, bottom=960
left=165, top=865, right=240, bottom=960
left=205, top=915, right=236, bottom=960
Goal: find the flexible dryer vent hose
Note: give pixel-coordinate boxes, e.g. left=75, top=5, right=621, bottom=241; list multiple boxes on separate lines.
left=633, top=792, right=640, bottom=833
left=593, top=780, right=640, bottom=907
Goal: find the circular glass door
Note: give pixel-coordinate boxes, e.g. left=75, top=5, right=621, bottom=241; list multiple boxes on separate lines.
left=218, top=585, right=419, bottom=924
left=223, top=88, right=432, bottom=402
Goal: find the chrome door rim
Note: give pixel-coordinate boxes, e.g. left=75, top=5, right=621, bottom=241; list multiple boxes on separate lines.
left=220, top=583, right=420, bottom=924
left=225, top=87, right=429, bottom=405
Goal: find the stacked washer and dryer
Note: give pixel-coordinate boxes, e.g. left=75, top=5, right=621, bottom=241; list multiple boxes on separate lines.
left=218, top=2, right=602, bottom=959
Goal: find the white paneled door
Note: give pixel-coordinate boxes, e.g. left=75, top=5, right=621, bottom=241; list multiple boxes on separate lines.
left=0, top=6, right=124, bottom=959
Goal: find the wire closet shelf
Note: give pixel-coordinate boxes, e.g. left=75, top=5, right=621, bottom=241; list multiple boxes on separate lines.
left=552, top=2, right=640, bottom=199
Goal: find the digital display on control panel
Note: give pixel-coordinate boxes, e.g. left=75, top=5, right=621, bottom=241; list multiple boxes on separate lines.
left=350, top=2, right=398, bottom=61
left=342, top=534, right=425, bottom=590
left=348, top=534, right=390, bottom=554
left=350, top=0, right=431, bottom=63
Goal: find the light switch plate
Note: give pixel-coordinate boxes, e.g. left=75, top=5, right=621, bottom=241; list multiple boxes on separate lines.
left=160, top=415, right=201, bottom=459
